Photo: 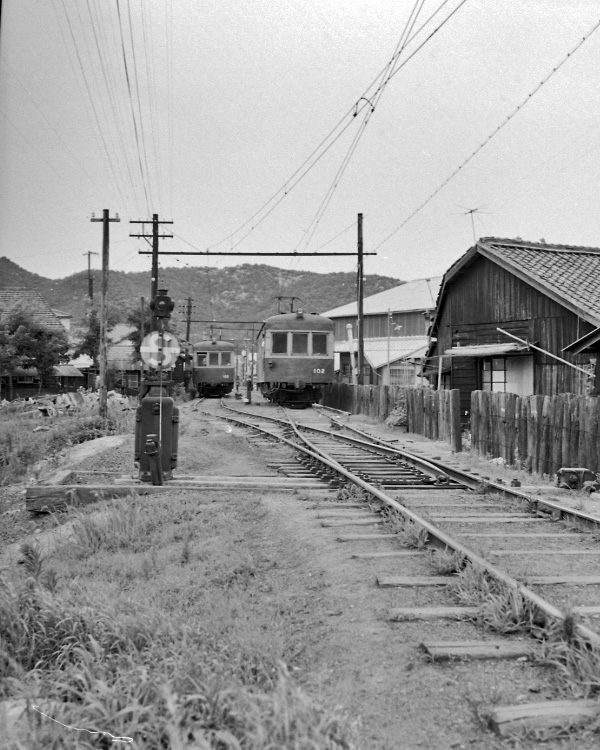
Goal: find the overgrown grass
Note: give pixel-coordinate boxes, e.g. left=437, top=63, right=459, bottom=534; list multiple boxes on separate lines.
left=0, top=400, right=134, bottom=485
left=450, top=562, right=541, bottom=634
left=0, top=492, right=359, bottom=749
left=380, top=508, right=429, bottom=549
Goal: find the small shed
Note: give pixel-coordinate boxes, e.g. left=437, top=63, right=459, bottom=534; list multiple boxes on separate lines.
left=426, top=237, right=600, bottom=419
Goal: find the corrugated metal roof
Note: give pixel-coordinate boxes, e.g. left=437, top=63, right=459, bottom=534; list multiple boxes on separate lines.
left=53, top=365, right=84, bottom=377
left=336, top=336, right=429, bottom=369
left=322, top=276, right=442, bottom=318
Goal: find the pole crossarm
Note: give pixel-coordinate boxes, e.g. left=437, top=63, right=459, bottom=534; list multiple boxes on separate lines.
left=138, top=251, right=376, bottom=256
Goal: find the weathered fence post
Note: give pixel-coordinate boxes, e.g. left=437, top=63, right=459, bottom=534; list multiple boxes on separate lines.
left=450, top=389, right=462, bottom=452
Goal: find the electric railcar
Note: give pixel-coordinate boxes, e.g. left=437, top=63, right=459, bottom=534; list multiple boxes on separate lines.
left=191, top=339, right=235, bottom=398
left=256, top=311, right=334, bottom=407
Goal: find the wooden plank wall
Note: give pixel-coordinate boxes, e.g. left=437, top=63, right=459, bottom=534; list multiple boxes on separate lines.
left=321, top=385, right=462, bottom=451
left=470, top=390, right=600, bottom=476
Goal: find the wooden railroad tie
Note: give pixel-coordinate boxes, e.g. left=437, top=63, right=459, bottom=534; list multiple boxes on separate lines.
left=420, top=640, right=533, bottom=662
left=488, top=700, right=600, bottom=737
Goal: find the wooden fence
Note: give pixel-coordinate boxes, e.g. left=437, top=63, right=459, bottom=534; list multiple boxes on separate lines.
left=321, top=384, right=462, bottom=452
left=322, top=385, right=600, bottom=476
left=470, top=390, right=600, bottom=476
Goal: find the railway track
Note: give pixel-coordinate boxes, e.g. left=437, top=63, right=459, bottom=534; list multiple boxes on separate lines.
left=201, top=398, right=600, bottom=739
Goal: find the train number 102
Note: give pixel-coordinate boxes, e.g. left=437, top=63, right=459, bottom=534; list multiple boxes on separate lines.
left=313, top=368, right=325, bottom=374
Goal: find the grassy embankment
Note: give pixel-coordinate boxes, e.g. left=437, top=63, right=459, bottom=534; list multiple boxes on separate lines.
left=0, top=404, right=358, bottom=749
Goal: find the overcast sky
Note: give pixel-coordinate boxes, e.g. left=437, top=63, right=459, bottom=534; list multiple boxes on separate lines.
left=1, top=0, right=600, bottom=287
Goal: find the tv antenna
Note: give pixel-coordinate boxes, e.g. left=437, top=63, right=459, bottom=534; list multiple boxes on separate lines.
left=456, top=205, right=489, bottom=244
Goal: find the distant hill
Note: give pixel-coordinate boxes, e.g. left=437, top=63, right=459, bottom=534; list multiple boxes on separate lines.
left=0, top=257, right=404, bottom=340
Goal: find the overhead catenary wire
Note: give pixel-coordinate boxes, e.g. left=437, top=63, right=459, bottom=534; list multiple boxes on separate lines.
left=374, top=15, right=600, bottom=252
left=116, top=0, right=152, bottom=216
left=202, top=0, right=468, bottom=256
left=293, top=0, right=428, bottom=255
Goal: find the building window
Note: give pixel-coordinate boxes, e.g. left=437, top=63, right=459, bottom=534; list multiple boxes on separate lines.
left=125, top=372, right=139, bottom=388
left=389, top=364, right=414, bottom=386
left=482, top=357, right=507, bottom=392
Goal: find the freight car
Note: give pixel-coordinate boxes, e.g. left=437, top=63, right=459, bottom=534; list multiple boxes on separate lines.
left=256, top=311, right=334, bottom=407
left=191, top=339, right=235, bottom=398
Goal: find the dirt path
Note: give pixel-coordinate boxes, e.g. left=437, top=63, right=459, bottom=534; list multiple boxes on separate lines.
left=3, top=399, right=600, bottom=749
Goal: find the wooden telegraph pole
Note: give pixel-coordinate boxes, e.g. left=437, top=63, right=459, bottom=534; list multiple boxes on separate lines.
left=129, top=214, right=173, bottom=329
left=357, top=213, right=365, bottom=386
left=90, top=210, right=120, bottom=419
left=82, top=250, right=98, bottom=301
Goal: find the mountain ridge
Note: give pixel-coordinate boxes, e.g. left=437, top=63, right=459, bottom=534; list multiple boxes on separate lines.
left=0, top=257, right=404, bottom=339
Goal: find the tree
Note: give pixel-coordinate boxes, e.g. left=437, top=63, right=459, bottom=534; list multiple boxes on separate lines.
left=72, top=306, right=119, bottom=366
left=0, top=308, right=69, bottom=399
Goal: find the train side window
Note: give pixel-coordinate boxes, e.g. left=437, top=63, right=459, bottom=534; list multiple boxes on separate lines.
left=221, top=352, right=231, bottom=366
left=312, top=333, right=327, bottom=355
left=197, top=353, right=207, bottom=366
left=272, top=332, right=288, bottom=354
left=208, top=352, right=219, bottom=366
left=292, top=333, right=308, bottom=354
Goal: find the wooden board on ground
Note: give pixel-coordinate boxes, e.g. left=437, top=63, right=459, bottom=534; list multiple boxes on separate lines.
left=25, top=482, right=309, bottom=513
left=420, top=640, right=533, bottom=661
left=490, top=550, right=600, bottom=556
left=526, top=575, right=600, bottom=585
left=336, top=533, right=393, bottom=542
left=488, top=700, right=600, bottom=736
left=389, top=606, right=479, bottom=621
left=321, top=518, right=383, bottom=527
left=352, top=550, right=423, bottom=559
left=377, top=575, right=452, bottom=587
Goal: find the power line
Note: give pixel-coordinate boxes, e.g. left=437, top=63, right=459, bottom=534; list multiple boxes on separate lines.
left=374, top=15, right=600, bottom=252
left=203, top=0, right=468, bottom=255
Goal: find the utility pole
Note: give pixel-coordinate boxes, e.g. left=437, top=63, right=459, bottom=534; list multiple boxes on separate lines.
left=185, top=297, right=193, bottom=342
left=90, top=209, right=120, bottom=419
left=357, top=213, right=364, bottom=386
left=130, top=214, right=173, bottom=329
left=82, top=250, right=98, bottom=301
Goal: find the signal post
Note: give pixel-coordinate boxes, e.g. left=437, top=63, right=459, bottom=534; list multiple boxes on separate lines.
left=135, top=289, right=180, bottom=485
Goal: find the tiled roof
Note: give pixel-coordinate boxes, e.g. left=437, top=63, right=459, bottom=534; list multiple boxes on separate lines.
left=322, top=276, right=442, bottom=318
left=477, top=238, right=600, bottom=325
left=0, top=288, right=66, bottom=331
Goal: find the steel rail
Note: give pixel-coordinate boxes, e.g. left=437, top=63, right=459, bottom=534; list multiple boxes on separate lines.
left=211, top=405, right=600, bottom=650
left=329, top=416, right=600, bottom=529
left=221, top=400, right=453, bottom=483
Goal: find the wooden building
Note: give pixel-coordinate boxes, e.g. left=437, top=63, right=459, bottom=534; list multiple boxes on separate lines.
left=322, top=276, right=441, bottom=385
left=426, top=238, right=600, bottom=419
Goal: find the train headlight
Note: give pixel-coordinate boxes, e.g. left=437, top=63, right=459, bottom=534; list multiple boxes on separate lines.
left=268, top=360, right=274, bottom=369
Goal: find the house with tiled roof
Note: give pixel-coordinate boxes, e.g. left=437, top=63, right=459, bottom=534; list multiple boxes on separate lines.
left=426, top=238, right=600, bottom=419
left=321, top=276, right=441, bottom=385
left=0, top=288, right=67, bottom=332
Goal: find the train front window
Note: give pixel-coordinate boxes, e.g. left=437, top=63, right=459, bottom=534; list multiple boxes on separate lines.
left=312, top=333, right=327, bottom=355
left=292, top=333, right=308, bottom=354
left=272, top=332, right=288, bottom=354
left=208, top=352, right=219, bottom=366
left=197, top=353, right=207, bottom=366
left=221, top=352, right=231, bottom=366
